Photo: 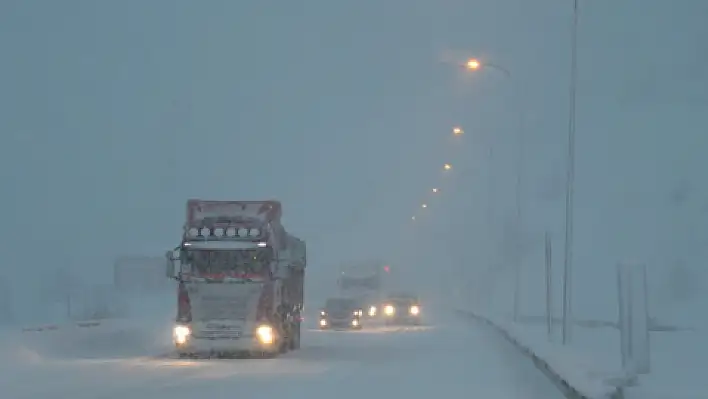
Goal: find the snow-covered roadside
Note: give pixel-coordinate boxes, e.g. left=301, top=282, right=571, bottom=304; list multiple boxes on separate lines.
left=6, top=290, right=174, bottom=333
left=0, top=290, right=176, bottom=362
left=505, top=319, right=708, bottom=399
left=456, top=310, right=628, bottom=399
left=460, top=309, right=708, bottom=399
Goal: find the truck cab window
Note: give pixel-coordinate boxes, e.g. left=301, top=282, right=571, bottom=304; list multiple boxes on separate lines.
left=185, top=248, right=271, bottom=276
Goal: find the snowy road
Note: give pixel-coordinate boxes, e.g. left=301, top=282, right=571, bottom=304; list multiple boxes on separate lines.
left=1, top=310, right=563, bottom=399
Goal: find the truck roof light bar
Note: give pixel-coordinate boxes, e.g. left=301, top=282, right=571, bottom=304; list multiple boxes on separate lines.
left=184, top=226, right=264, bottom=239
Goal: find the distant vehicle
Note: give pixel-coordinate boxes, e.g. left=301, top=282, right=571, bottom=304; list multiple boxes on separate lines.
left=381, top=293, right=421, bottom=326
left=319, top=297, right=363, bottom=330
left=337, top=262, right=385, bottom=318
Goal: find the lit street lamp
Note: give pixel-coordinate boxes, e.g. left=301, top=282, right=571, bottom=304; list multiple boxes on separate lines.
left=466, top=59, right=480, bottom=70
left=432, top=188, right=439, bottom=193
left=421, top=204, right=428, bottom=208
left=464, top=58, right=512, bottom=78
left=443, top=163, right=452, bottom=171
left=453, top=127, right=464, bottom=135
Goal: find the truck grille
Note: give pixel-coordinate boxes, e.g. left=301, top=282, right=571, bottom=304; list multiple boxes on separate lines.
left=194, top=325, right=243, bottom=340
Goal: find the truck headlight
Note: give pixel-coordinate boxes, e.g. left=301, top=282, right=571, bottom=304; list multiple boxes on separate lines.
left=368, top=306, right=377, bottom=316
left=353, top=309, right=363, bottom=316
left=409, top=305, right=420, bottom=315
left=384, top=305, right=395, bottom=316
left=256, top=324, right=275, bottom=345
left=173, top=325, right=191, bottom=345
left=352, top=319, right=359, bottom=327
left=319, top=319, right=327, bottom=326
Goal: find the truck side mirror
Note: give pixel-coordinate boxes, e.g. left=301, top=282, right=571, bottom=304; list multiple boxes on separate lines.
left=165, top=248, right=181, bottom=279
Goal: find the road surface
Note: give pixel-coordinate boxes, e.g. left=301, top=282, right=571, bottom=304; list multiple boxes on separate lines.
left=0, top=308, right=564, bottom=399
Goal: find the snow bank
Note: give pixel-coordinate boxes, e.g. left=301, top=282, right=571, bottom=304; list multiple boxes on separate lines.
left=21, top=320, right=102, bottom=332
left=8, top=315, right=174, bottom=362
left=507, top=320, right=708, bottom=399
left=2, top=289, right=175, bottom=363
left=456, top=310, right=629, bottom=399
left=458, top=309, right=708, bottom=399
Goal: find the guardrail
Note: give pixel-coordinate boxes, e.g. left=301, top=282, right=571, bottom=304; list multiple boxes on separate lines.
left=456, top=309, right=629, bottom=399
left=515, top=315, right=687, bottom=332
left=21, top=320, right=102, bottom=332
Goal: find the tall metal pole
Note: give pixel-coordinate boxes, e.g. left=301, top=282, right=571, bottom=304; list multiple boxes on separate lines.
left=561, top=0, right=579, bottom=345
left=545, top=231, right=553, bottom=337
left=479, top=63, right=524, bottom=322
left=487, top=145, right=495, bottom=264
left=512, top=84, right=525, bottom=322
left=464, top=61, right=525, bottom=320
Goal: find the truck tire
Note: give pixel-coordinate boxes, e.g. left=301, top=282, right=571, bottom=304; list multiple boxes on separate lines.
left=279, top=339, right=289, bottom=354
left=289, top=322, right=301, bottom=350
left=279, top=327, right=290, bottom=354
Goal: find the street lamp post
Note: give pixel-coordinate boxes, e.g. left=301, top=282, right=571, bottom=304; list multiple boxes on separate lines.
left=562, top=0, right=580, bottom=346
left=465, top=58, right=525, bottom=322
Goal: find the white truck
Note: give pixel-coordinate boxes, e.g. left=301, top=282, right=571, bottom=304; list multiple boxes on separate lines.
left=165, top=199, right=306, bottom=358
left=337, top=262, right=384, bottom=318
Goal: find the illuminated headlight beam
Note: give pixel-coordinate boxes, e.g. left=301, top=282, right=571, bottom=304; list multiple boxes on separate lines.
left=173, top=325, right=191, bottom=345
left=383, top=305, right=395, bottom=316
left=256, top=325, right=274, bottom=345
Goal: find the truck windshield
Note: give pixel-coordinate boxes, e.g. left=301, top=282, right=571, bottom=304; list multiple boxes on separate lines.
left=387, top=295, right=418, bottom=306
left=340, top=275, right=379, bottom=290
left=325, top=298, right=356, bottom=311
left=185, top=249, right=271, bottom=276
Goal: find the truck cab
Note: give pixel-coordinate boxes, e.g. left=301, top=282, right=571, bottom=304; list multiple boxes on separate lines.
left=337, top=262, right=384, bottom=319
left=166, top=200, right=305, bottom=358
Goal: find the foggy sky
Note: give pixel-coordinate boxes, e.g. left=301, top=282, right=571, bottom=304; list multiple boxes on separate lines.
left=1, top=1, right=706, bottom=323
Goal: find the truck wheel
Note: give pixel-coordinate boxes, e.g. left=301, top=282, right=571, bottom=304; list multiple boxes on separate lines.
left=289, top=323, right=301, bottom=350
left=279, top=341, right=289, bottom=354
left=279, top=331, right=290, bottom=354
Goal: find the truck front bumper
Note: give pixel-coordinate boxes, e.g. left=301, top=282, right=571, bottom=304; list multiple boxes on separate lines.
left=173, top=324, right=280, bottom=355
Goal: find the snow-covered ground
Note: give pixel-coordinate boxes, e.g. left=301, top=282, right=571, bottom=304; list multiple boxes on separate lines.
left=488, top=315, right=708, bottom=399
left=0, top=299, right=566, bottom=399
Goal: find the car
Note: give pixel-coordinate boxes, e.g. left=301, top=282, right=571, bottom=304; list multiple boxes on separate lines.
left=353, top=297, right=380, bottom=319
left=364, top=302, right=380, bottom=318
left=318, top=297, right=363, bottom=330
left=381, top=293, right=422, bottom=326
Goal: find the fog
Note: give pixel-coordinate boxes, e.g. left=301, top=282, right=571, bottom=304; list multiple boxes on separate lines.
left=1, top=0, right=706, bottom=333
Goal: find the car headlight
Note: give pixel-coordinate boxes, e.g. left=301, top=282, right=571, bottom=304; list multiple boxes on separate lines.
left=368, top=306, right=377, bottom=316
left=384, top=305, right=395, bottom=316
left=409, top=305, right=420, bottom=315
left=319, top=319, right=327, bottom=326
left=353, top=309, right=363, bottom=316
left=256, top=324, right=275, bottom=345
left=173, top=325, right=191, bottom=345
left=352, top=319, right=359, bottom=326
